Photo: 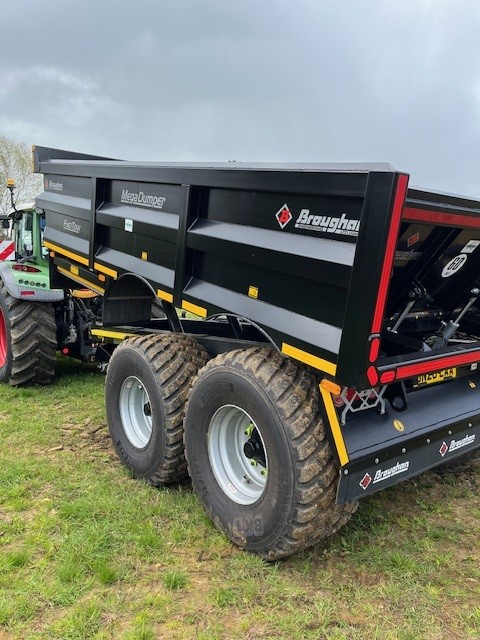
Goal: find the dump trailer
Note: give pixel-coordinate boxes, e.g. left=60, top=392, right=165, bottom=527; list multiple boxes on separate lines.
left=33, top=146, right=480, bottom=559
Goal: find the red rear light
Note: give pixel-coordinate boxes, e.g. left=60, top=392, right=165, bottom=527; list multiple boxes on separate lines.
left=380, top=370, right=396, bottom=384
left=367, top=366, right=379, bottom=385
left=62, top=347, right=69, bottom=355
left=12, top=264, right=41, bottom=273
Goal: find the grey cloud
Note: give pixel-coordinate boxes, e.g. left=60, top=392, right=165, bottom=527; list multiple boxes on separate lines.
left=1, top=0, right=480, bottom=195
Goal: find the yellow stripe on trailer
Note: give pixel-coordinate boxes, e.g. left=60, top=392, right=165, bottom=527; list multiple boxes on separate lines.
left=93, top=262, right=118, bottom=278
left=57, top=266, right=105, bottom=295
left=157, top=289, right=173, bottom=303
left=44, top=241, right=89, bottom=266
left=319, top=384, right=349, bottom=466
left=182, top=300, right=207, bottom=318
left=281, top=343, right=337, bottom=376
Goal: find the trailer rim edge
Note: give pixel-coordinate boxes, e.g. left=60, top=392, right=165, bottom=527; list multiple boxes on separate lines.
left=208, top=404, right=268, bottom=505
left=119, top=375, right=153, bottom=448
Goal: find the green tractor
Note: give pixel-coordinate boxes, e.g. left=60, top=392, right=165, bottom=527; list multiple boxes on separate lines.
left=0, top=180, right=102, bottom=385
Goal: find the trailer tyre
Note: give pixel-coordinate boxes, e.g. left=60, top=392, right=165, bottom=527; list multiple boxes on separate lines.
left=184, top=347, right=357, bottom=560
left=0, top=281, right=56, bottom=385
left=106, top=333, right=209, bottom=485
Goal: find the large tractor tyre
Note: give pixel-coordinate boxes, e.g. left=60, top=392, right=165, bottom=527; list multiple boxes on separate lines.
left=0, top=282, right=56, bottom=386
left=184, top=347, right=357, bottom=560
left=106, top=333, right=209, bottom=485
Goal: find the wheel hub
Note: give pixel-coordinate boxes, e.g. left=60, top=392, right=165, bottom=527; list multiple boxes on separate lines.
left=208, top=405, right=268, bottom=505
left=243, top=433, right=266, bottom=467
left=119, top=376, right=153, bottom=448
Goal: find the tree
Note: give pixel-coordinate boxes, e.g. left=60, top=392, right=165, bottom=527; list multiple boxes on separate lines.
left=0, top=134, right=42, bottom=216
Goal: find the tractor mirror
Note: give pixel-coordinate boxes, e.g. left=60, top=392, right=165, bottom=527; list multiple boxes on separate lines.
left=2, top=220, right=9, bottom=229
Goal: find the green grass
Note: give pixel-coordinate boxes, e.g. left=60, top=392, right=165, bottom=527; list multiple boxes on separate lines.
left=0, top=357, right=479, bottom=639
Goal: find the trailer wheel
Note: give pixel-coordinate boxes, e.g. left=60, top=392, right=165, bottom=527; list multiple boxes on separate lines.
left=184, top=347, right=357, bottom=560
left=0, top=282, right=56, bottom=385
left=106, top=333, right=209, bottom=485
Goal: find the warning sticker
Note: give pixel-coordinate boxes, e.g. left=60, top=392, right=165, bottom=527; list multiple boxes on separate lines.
left=461, top=240, right=480, bottom=254
left=442, top=254, right=467, bottom=278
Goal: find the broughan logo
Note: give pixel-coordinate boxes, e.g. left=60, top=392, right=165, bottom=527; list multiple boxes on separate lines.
left=63, top=219, right=81, bottom=234
left=294, top=209, right=360, bottom=236
left=373, top=461, right=410, bottom=484
left=449, top=434, right=475, bottom=453
left=121, top=189, right=166, bottom=210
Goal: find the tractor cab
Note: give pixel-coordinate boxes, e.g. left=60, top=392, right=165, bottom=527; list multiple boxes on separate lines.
left=0, top=179, right=52, bottom=297
left=6, top=179, right=47, bottom=265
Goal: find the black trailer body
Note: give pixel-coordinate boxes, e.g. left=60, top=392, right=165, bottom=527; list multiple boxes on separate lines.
left=34, top=146, right=480, bottom=558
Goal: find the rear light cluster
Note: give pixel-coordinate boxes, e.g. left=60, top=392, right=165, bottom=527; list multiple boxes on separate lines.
left=12, top=264, right=41, bottom=273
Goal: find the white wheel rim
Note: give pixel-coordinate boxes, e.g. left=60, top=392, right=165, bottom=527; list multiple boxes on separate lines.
left=208, top=404, right=268, bottom=505
left=119, top=376, right=152, bottom=448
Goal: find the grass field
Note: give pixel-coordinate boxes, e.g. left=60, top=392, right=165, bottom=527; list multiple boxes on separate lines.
left=0, top=359, right=479, bottom=639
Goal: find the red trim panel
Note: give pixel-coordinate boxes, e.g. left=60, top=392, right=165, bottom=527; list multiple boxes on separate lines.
left=403, top=207, right=480, bottom=229
left=371, top=175, right=409, bottom=333
left=392, top=350, right=480, bottom=380
left=369, top=337, right=380, bottom=362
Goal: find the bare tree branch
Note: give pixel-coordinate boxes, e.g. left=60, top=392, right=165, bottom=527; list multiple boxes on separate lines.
left=0, top=135, right=42, bottom=215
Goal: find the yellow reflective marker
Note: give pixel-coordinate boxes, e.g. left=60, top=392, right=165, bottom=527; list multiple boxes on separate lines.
left=157, top=289, right=173, bottom=303
left=182, top=300, right=207, bottom=318
left=282, top=343, right=336, bottom=376
left=393, top=419, right=405, bottom=433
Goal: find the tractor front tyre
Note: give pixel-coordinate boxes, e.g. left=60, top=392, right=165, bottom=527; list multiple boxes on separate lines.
left=0, top=282, right=57, bottom=385
left=184, top=347, right=357, bottom=560
left=105, top=333, right=209, bottom=485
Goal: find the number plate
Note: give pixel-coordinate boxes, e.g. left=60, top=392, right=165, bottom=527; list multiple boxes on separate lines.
left=413, top=368, right=457, bottom=388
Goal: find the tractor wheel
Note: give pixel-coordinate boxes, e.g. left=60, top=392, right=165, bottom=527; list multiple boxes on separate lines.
left=184, top=347, right=357, bottom=560
left=106, top=333, right=209, bottom=485
left=0, top=282, right=57, bottom=385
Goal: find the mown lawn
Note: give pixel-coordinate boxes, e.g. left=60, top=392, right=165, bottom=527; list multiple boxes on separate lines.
left=0, top=359, right=479, bottom=639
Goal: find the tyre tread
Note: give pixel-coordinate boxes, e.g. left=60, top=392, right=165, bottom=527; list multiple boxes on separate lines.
left=110, top=332, right=209, bottom=485
left=185, top=346, right=357, bottom=559
left=0, top=281, right=56, bottom=385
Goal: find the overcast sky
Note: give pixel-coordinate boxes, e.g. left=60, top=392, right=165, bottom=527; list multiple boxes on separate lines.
left=1, top=0, right=480, bottom=195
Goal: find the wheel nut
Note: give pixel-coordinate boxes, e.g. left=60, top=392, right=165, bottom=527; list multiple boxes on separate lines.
left=261, top=469, right=267, bottom=477
left=250, top=459, right=257, bottom=467
left=244, top=424, right=254, bottom=437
